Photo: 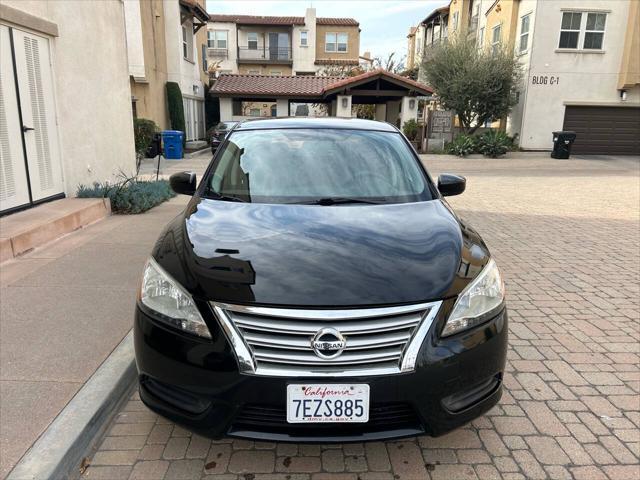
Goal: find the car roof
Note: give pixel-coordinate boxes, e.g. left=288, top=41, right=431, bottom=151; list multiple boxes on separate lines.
left=233, top=117, right=399, bottom=132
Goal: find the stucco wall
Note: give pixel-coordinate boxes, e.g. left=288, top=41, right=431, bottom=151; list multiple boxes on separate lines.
left=520, top=0, right=639, bottom=149
left=129, top=0, right=169, bottom=129
left=2, top=0, right=136, bottom=195
left=315, top=25, right=360, bottom=62
left=208, top=21, right=238, bottom=73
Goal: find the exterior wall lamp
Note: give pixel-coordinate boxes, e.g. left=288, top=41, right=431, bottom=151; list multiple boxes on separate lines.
left=341, top=97, right=349, bottom=109
left=409, top=99, right=416, bottom=110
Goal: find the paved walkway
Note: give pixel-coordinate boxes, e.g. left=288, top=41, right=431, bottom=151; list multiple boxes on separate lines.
left=0, top=151, right=212, bottom=479
left=83, top=153, right=639, bottom=480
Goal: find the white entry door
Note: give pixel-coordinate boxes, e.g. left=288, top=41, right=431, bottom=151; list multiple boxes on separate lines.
left=0, top=25, right=30, bottom=211
left=0, top=25, right=63, bottom=213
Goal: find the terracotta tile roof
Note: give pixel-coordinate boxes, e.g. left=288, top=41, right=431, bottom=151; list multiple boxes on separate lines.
left=314, top=59, right=360, bottom=66
left=211, top=74, right=345, bottom=97
left=208, top=14, right=358, bottom=26
left=210, top=69, right=433, bottom=98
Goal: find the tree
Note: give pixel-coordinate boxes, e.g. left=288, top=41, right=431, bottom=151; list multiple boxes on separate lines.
left=421, top=37, right=522, bottom=134
left=165, top=82, right=186, bottom=137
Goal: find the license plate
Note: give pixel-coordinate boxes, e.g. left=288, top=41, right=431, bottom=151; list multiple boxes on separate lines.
left=286, top=384, right=370, bottom=423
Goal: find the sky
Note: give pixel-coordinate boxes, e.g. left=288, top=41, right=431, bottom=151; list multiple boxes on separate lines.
left=205, top=0, right=447, bottom=64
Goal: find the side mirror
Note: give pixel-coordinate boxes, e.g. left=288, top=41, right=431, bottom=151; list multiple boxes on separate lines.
left=169, top=171, right=197, bottom=196
left=438, top=174, right=466, bottom=197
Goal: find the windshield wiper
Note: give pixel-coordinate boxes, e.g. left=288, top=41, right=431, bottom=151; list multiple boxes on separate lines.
left=300, top=197, right=385, bottom=206
left=209, top=192, right=248, bottom=203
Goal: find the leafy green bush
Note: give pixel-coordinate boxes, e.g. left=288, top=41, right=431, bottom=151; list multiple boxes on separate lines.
left=77, top=178, right=175, bottom=214
left=166, top=81, right=185, bottom=140
left=402, top=119, right=419, bottom=141
left=476, top=130, right=514, bottom=158
left=445, top=134, right=477, bottom=157
left=133, top=118, right=159, bottom=157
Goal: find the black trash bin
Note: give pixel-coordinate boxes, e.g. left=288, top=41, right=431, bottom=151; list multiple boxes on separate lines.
left=551, top=131, right=577, bottom=159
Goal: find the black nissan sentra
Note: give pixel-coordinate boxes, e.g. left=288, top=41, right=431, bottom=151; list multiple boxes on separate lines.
left=135, top=118, right=507, bottom=442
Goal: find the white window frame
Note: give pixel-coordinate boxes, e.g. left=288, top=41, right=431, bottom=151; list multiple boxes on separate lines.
left=211, top=30, right=228, bottom=49
left=519, top=14, right=531, bottom=53
left=557, top=10, right=607, bottom=51
left=491, top=23, right=502, bottom=54
left=249, top=108, right=261, bottom=117
left=247, top=32, right=258, bottom=50
left=300, top=30, right=308, bottom=47
left=325, top=32, right=348, bottom=53
left=558, top=11, right=582, bottom=50
left=247, top=69, right=261, bottom=75
left=269, top=70, right=283, bottom=76
left=182, top=25, right=189, bottom=59
left=583, top=12, right=606, bottom=50
left=478, top=26, right=484, bottom=47
left=452, top=11, right=459, bottom=31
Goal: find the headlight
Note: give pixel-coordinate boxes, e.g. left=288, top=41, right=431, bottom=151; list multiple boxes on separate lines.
left=442, top=259, right=505, bottom=337
left=139, top=257, right=211, bottom=339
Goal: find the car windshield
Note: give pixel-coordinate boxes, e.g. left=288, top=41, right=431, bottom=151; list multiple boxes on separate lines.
left=204, top=128, right=432, bottom=204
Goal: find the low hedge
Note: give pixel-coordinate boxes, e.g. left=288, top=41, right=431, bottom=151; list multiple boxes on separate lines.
left=445, top=130, right=517, bottom=157
left=77, top=178, right=175, bottom=214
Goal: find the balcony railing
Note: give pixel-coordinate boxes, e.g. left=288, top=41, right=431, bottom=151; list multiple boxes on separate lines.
left=208, top=47, right=228, bottom=58
left=237, top=46, right=292, bottom=63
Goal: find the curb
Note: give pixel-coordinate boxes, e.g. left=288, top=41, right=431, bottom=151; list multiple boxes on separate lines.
left=7, top=331, right=136, bottom=480
left=184, top=146, right=211, bottom=158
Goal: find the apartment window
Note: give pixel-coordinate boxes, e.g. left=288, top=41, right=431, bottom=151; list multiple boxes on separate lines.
left=270, top=70, right=283, bottom=76
left=491, top=24, right=502, bottom=54
left=249, top=108, right=261, bottom=117
left=584, top=12, right=606, bottom=49
left=559, top=12, right=582, bottom=48
left=211, top=30, right=227, bottom=49
left=182, top=26, right=189, bottom=59
left=519, top=14, right=530, bottom=53
left=478, top=26, right=484, bottom=47
left=452, top=11, right=459, bottom=31
left=300, top=30, right=308, bottom=46
left=247, top=32, right=258, bottom=50
left=247, top=69, right=261, bottom=75
left=325, top=32, right=348, bottom=52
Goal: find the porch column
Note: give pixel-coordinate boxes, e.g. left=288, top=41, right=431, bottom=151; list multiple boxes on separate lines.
left=375, top=104, right=386, bottom=121
left=220, top=97, right=233, bottom=121
left=400, top=96, right=418, bottom=128
left=276, top=99, right=289, bottom=117
left=336, top=95, right=352, bottom=117
left=385, top=99, right=401, bottom=126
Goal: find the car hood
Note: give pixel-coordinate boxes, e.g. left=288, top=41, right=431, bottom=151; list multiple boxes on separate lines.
left=152, top=197, right=490, bottom=307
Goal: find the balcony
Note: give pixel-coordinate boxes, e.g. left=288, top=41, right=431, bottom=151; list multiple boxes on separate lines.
left=237, top=46, right=292, bottom=64
left=208, top=47, right=228, bottom=58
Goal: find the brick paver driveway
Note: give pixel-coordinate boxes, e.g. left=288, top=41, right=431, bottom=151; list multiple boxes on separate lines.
left=84, top=154, right=639, bottom=480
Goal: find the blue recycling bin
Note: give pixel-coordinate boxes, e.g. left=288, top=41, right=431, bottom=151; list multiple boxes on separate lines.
left=161, top=130, right=184, bottom=160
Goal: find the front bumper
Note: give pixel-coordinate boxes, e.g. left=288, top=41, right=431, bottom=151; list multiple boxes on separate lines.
left=134, top=303, right=507, bottom=442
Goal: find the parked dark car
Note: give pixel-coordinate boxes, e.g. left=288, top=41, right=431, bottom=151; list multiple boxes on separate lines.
left=210, top=121, right=239, bottom=153
left=135, top=118, right=507, bottom=442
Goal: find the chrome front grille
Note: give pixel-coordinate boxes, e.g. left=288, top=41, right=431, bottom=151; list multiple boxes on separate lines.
left=211, top=301, right=442, bottom=377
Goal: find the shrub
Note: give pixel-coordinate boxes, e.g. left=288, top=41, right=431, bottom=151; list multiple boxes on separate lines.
left=445, top=134, right=477, bottom=157
left=77, top=177, right=175, bottom=214
left=476, top=130, right=514, bottom=158
left=133, top=118, right=159, bottom=158
left=402, top=119, right=419, bottom=141
left=166, top=82, right=185, bottom=140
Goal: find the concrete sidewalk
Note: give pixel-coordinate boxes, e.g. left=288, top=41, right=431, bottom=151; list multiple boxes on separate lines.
left=0, top=151, right=211, bottom=478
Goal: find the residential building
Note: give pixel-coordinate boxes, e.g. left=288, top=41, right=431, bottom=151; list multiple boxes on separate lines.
left=413, top=5, right=450, bottom=81
left=1, top=1, right=136, bottom=214
left=207, top=8, right=360, bottom=76
left=124, top=0, right=209, bottom=142
left=473, top=0, right=639, bottom=153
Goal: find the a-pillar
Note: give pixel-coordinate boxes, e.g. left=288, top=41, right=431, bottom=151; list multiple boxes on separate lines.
left=400, top=96, right=418, bottom=128
left=276, top=99, right=289, bottom=117
left=336, top=95, right=352, bottom=117
left=375, top=104, right=386, bottom=121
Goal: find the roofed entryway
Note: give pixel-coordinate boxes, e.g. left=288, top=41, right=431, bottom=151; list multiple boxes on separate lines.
left=210, top=69, right=432, bottom=127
